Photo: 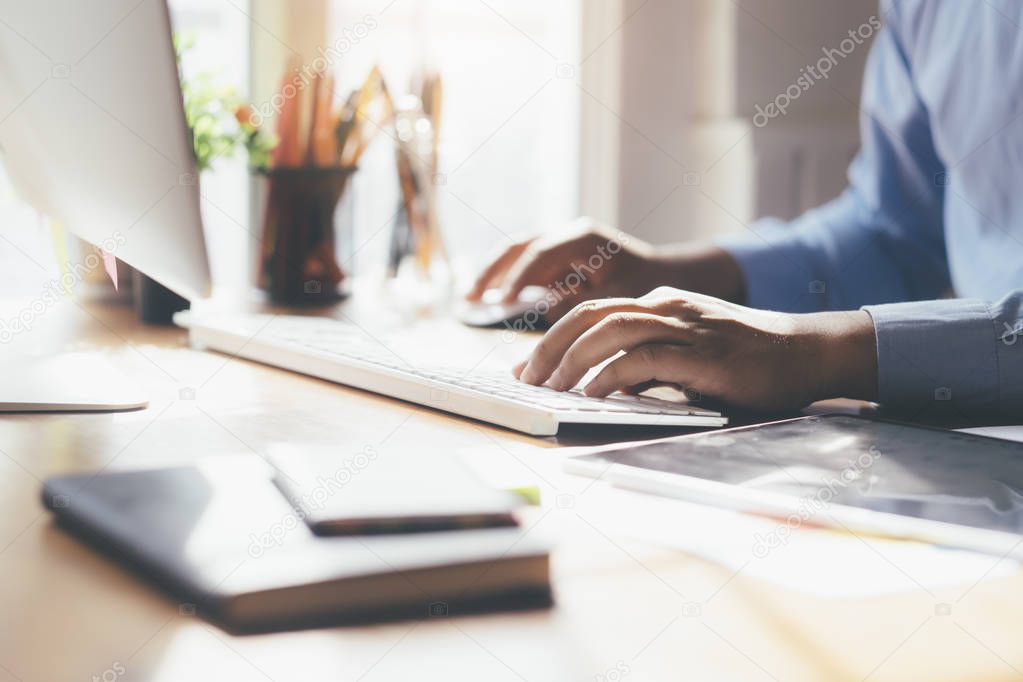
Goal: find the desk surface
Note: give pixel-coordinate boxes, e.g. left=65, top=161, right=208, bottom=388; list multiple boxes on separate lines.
left=1, top=296, right=1021, bottom=682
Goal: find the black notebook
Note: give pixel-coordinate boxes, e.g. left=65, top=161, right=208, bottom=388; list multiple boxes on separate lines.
left=42, top=458, right=551, bottom=633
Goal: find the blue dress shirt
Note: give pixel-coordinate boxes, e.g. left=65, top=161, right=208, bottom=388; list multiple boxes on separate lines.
left=720, top=0, right=1023, bottom=419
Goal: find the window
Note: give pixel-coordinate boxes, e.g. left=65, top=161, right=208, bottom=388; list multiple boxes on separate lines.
left=0, top=1, right=581, bottom=295
left=169, top=0, right=252, bottom=290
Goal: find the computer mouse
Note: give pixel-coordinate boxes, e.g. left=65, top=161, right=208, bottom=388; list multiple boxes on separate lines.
left=456, top=286, right=552, bottom=329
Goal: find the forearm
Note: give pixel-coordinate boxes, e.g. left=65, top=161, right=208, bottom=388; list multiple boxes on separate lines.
left=643, top=243, right=746, bottom=303
left=715, top=197, right=950, bottom=314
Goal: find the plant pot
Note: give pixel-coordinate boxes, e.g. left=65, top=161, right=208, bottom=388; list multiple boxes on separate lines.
left=257, top=166, right=356, bottom=305
left=132, top=269, right=190, bottom=325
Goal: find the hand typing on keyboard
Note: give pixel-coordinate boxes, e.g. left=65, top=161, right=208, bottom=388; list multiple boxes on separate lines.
left=180, top=311, right=728, bottom=434
left=512, top=287, right=879, bottom=412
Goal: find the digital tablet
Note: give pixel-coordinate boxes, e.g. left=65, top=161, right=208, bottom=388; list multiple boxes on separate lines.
left=565, top=414, right=1023, bottom=557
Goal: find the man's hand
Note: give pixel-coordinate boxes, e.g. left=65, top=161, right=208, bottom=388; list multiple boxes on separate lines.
left=514, top=287, right=878, bottom=411
left=466, top=219, right=745, bottom=323
left=466, top=220, right=655, bottom=320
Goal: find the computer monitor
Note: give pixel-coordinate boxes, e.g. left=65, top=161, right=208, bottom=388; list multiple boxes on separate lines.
left=0, top=0, right=211, bottom=300
left=0, top=0, right=211, bottom=410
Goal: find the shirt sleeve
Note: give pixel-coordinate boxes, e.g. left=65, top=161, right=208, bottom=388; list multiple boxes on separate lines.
left=717, top=4, right=951, bottom=313
left=863, top=292, right=1023, bottom=418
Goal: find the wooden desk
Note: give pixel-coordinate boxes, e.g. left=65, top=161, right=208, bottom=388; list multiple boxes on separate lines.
left=1, top=297, right=1021, bottom=682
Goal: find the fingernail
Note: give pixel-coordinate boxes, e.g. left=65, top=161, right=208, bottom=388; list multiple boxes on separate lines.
left=511, top=360, right=527, bottom=378
left=547, top=368, right=564, bottom=391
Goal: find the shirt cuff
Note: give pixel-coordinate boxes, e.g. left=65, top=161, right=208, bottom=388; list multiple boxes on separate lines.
left=717, top=219, right=822, bottom=313
left=861, top=298, right=1002, bottom=416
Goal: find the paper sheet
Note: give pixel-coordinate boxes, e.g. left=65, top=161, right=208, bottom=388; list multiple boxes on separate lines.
left=573, top=485, right=1021, bottom=598
left=957, top=425, right=1023, bottom=443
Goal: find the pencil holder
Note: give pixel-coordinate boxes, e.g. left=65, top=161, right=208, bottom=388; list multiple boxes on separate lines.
left=387, top=100, right=451, bottom=302
left=257, top=166, right=356, bottom=305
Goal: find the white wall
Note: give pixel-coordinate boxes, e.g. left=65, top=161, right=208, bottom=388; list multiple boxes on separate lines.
left=605, top=0, right=879, bottom=244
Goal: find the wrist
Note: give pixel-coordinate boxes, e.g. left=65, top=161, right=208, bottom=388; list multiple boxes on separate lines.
left=646, top=244, right=745, bottom=302
left=800, top=311, right=879, bottom=402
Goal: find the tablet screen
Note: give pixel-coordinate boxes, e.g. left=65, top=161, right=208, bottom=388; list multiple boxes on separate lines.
left=575, top=415, right=1023, bottom=535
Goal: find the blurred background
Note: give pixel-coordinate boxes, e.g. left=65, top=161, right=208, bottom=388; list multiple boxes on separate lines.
left=0, top=0, right=879, bottom=296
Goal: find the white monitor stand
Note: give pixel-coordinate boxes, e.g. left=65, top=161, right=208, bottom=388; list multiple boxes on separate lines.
left=0, top=0, right=212, bottom=413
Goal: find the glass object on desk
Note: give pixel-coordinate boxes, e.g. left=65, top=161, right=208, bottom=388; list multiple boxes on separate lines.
left=387, top=95, right=451, bottom=308
left=257, top=166, right=357, bottom=305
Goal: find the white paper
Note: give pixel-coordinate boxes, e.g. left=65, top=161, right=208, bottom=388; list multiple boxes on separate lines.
left=957, top=425, right=1023, bottom=443
left=572, top=484, right=1021, bottom=598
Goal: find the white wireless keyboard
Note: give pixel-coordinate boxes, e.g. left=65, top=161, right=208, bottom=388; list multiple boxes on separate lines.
left=175, top=313, right=727, bottom=436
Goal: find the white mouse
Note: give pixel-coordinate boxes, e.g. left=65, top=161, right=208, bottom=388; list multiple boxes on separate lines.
left=456, top=286, right=551, bottom=328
